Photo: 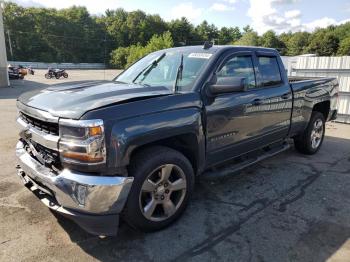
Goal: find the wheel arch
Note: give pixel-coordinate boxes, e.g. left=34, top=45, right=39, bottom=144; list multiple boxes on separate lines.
left=312, top=100, right=330, bottom=121
left=128, top=133, right=202, bottom=175
left=107, top=108, right=206, bottom=175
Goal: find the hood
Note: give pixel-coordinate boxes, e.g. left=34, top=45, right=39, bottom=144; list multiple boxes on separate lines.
left=18, top=81, right=172, bottom=119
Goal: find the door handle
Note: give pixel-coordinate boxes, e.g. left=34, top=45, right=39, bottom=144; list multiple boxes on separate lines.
left=251, top=99, right=262, bottom=106
left=281, top=93, right=290, bottom=100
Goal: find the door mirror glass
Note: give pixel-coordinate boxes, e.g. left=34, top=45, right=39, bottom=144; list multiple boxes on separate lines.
left=208, top=76, right=246, bottom=96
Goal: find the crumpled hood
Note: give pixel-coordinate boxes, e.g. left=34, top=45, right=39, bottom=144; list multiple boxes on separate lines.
left=18, top=81, right=172, bottom=119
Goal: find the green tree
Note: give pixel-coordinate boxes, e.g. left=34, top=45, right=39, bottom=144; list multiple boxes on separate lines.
left=218, top=26, right=241, bottom=45
left=278, top=32, right=292, bottom=55
left=4, top=1, right=350, bottom=64
left=306, top=30, right=339, bottom=56
left=110, top=46, right=130, bottom=69
left=333, top=22, right=350, bottom=42
left=103, top=8, right=129, bottom=49
left=234, top=31, right=260, bottom=46
left=168, top=17, right=194, bottom=45
left=243, top=25, right=254, bottom=33
left=286, top=32, right=310, bottom=56
left=110, top=31, right=174, bottom=68
left=3, top=3, right=105, bottom=62
left=260, top=30, right=285, bottom=51
left=145, top=31, right=173, bottom=53
left=195, top=21, right=219, bottom=42
left=337, top=36, right=350, bottom=55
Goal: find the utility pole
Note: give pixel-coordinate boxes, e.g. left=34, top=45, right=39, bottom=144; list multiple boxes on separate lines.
left=0, top=1, right=9, bottom=87
left=7, top=30, right=12, bottom=59
left=103, top=29, right=107, bottom=80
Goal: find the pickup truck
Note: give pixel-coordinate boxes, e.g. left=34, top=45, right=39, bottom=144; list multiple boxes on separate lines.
left=15, top=45, right=338, bottom=236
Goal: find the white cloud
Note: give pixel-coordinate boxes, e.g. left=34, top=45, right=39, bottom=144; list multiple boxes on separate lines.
left=223, top=0, right=238, bottom=3
left=284, top=9, right=301, bottom=19
left=247, top=0, right=295, bottom=34
left=170, top=2, right=203, bottom=21
left=6, top=0, right=44, bottom=8
left=303, top=17, right=336, bottom=31
left=247, top=0, right=349, bottom=34
left=210, top=3, right=235, bottom=12
left=303, top=17, right=350, bottom=31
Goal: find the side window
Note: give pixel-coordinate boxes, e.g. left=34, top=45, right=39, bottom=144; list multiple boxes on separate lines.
left=217, top=56, right=256, bottom=89
left=257, top=56, right=283, bottom=87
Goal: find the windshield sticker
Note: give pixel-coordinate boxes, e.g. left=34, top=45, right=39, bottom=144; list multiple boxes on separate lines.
left=188, top=53, right=212, bottom=59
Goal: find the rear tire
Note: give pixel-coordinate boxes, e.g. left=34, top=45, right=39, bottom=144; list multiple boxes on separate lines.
left=124, top=146, right=194, bottom=232
left=63, top=72, right=68, bottom=78
left=294, top=111, right=325, bottom=155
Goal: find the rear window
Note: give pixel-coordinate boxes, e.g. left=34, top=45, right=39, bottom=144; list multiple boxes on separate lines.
left=258, top=56, right=282, bottom=87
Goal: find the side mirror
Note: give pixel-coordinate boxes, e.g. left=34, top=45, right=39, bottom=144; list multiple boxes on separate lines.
left=207, top=76, right=247, bottom=96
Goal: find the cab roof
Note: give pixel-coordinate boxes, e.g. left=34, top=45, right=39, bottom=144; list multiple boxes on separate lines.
left=163, top=45, right=279, bottom=54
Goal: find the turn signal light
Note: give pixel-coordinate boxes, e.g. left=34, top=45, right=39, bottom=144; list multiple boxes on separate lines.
left=89, top=126, right=102, bottom=137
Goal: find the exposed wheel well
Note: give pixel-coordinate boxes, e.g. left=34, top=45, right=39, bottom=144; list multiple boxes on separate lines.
left=128, top=134, right=199, bottom=175
left=313, top=101, right=330, bottom=120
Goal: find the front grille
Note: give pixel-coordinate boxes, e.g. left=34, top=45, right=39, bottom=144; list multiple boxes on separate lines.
left=23, top=140, right=62, bottom=172
left=20, top=112, right=59, bottom=136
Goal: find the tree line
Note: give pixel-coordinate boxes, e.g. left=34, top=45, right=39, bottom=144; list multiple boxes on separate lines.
left=3, top=2, right=350, bottom=68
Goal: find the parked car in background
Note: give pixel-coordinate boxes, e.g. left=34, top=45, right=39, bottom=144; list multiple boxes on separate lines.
left=8, top=65, right=24, bottom=79
left=15, top=44, right=338, bottom=236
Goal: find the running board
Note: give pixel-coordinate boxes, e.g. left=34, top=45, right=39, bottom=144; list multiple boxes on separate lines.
left=203, top=141, right=290, bottom=179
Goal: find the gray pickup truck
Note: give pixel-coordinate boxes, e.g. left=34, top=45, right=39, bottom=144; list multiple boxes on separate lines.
left=15, top=45, right=338, bottom=236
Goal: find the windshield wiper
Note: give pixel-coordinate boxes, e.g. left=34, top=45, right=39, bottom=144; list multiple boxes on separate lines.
left=132, top=52, right=166, bottom=84
left=173, top=54, right=184, bottom=93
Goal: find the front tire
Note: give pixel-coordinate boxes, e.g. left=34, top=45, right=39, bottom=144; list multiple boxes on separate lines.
left=294, top=111, right=325, bottom=155
left=124, top=146, right=194, bottom=232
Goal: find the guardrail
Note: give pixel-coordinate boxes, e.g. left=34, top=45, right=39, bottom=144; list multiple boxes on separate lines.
left=8, top=61, right=106, bottom=69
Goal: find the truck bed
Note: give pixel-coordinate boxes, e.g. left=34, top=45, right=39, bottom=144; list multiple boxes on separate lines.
left=288, top=76, right=335, bottom=83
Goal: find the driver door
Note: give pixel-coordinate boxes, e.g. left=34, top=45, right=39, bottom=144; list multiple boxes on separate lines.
left=205, top=51, right=261, bottom=166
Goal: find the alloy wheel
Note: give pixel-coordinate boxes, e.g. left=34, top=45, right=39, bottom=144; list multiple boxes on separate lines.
left=139, top=164, right=187, bottom=222
left=310, top=118, right=324, bottom=149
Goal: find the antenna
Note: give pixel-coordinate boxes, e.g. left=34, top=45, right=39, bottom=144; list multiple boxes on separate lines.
left=203, top=41, right=213, bottom=49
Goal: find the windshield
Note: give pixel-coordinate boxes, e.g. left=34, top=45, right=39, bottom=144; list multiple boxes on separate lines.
left=115, top=50, right=213, bottom=91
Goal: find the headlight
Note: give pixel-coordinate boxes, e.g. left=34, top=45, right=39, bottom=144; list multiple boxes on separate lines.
left=59, top=119, right=106, bottom=165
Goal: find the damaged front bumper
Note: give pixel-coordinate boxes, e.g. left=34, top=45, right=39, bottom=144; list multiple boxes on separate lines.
left=15, top=140, right=133, bottom=236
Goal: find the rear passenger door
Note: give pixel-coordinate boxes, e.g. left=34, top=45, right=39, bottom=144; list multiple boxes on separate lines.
left=248, top=52, right=292, bottom=143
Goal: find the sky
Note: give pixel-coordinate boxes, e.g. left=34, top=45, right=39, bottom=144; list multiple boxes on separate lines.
left=5, top=0, right=350, bottom=34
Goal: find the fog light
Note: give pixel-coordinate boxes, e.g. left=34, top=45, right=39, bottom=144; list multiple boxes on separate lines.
left=71, top=182, right=88, bottom=206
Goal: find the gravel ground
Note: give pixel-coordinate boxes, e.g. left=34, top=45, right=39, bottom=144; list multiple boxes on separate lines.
left=1, top=70, right=350, bottom=262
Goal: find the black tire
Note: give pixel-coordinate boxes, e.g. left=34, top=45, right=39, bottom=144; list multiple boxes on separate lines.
left=63, top=72, right=68, bottom=78
left=45, top=73, right=51, bottom=79
left=294, top=111, right=325, bottom=155
left=124, top=146, right=195, bottom=232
